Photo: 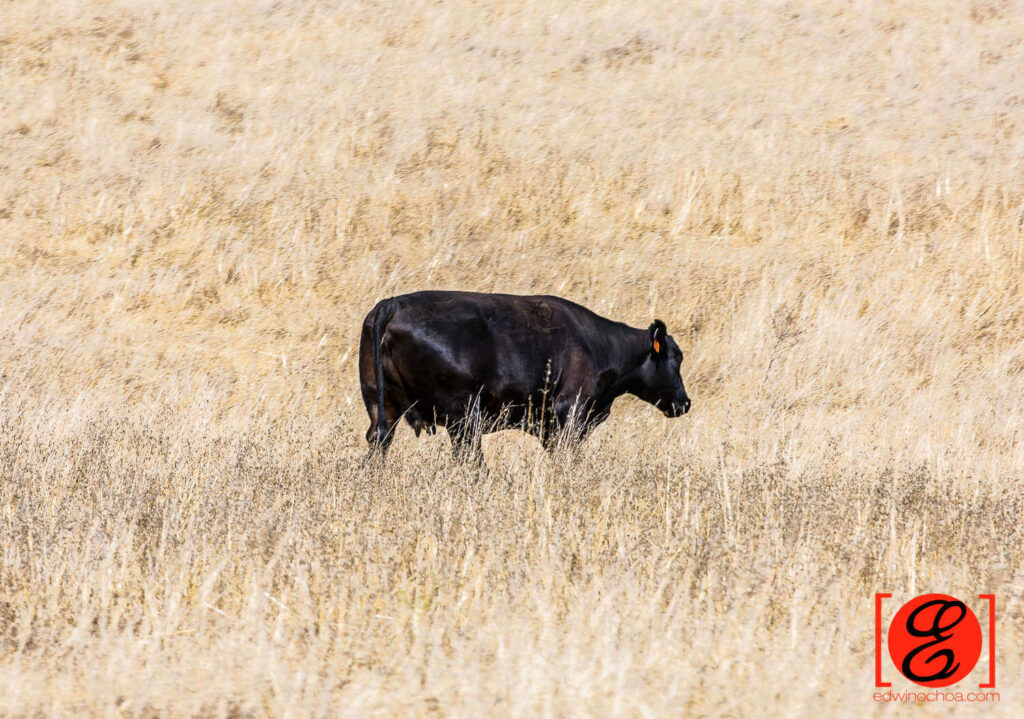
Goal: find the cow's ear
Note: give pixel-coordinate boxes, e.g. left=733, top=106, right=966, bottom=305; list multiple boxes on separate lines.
left=649, top=320, right=667, bottom=357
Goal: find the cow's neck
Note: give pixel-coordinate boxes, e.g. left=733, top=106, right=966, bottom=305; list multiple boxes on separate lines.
left=597, top=326, right=651, bottom=408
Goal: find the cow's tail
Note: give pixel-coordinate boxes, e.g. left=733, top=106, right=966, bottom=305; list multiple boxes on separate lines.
left=371, top=298, right=396, bottom=446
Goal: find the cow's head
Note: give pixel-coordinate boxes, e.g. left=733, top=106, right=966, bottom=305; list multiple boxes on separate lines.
left=630, top=320, right=691, bottom=417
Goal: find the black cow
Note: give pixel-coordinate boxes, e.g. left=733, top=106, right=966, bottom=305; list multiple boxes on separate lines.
left=359, top=291, right=691, bottom=463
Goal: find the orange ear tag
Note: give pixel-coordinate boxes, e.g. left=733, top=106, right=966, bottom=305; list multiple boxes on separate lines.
left=653, top=339, right=660, bottom=353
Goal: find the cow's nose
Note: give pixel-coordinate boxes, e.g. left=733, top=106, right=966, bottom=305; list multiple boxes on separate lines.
left=682, top=398, right=691, bottom=414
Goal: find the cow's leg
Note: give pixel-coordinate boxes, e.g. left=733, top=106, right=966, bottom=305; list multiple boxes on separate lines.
left=363, top=431, right=394, bottom=467
left=541, top=399, right=596, bottom=454
left=540, top=424, right=587, bottom=458
left=363, top=402, right=399, bottom=466
left=364, top=422, right=395, bottom=456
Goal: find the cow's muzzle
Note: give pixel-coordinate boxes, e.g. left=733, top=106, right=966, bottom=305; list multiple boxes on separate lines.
left=663, top=398, right=691, bottom=417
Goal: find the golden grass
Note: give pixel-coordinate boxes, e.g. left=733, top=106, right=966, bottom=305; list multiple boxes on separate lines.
left=1, top=0, right=1023, bottom=714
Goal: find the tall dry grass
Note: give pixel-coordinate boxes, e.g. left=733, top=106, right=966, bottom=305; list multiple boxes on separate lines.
left=1, top=0, right=1023, bottom=714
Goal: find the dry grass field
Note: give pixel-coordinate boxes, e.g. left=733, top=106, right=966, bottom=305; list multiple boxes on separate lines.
left=2, top=0, right=1023, bottom=715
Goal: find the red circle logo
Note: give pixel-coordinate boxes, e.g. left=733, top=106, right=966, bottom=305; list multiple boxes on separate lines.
left=888, top=593, right=982, bottom=687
